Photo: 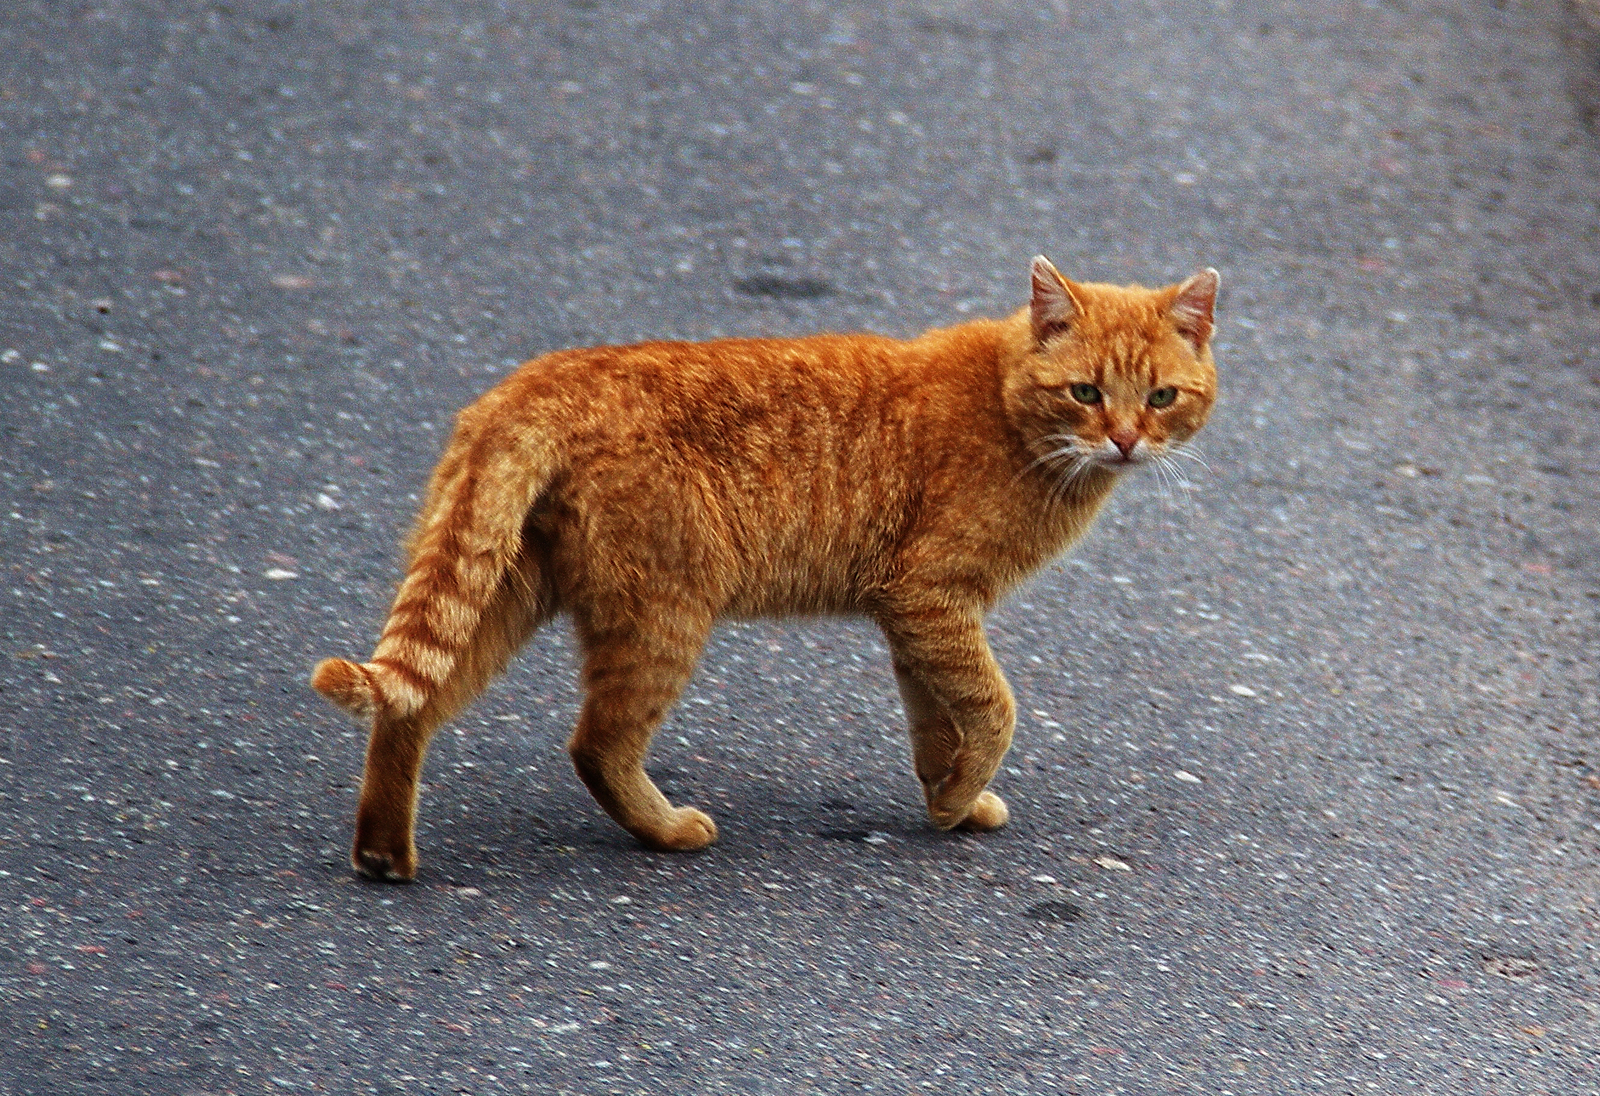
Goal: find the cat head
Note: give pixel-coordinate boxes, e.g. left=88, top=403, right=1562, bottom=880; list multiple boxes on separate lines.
left=1008, top=256, right=1218, bottom=478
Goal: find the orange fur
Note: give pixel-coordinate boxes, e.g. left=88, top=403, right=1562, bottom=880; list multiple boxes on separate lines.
left=312, top=257, right=1219, bottom=880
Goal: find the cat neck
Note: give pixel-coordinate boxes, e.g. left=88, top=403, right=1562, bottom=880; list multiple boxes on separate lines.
left=897, top=313, right=1122, bottom=597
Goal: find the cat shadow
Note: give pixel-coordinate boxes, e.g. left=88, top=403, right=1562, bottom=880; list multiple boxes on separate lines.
left=373, top=759, right=1007, bottom=887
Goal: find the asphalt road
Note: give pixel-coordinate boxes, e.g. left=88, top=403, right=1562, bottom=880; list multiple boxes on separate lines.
left=3, top=1, right=1600, bottom=1093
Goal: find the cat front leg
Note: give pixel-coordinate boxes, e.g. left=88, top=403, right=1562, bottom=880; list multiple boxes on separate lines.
left=567, top=607, right=718, bottom=851
left=891, top=666, right=1011, bottom=832
left=881, top=609, right=1015, bottom=832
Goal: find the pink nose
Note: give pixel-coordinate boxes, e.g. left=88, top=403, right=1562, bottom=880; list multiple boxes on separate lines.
left=1109, top=430, right=1139, bottom=458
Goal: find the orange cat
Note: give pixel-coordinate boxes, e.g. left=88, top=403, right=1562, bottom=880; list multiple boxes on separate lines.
left=312, top=257, right=1219, bottom=880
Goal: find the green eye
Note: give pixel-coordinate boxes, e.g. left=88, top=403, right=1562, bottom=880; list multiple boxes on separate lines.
left=1148, top=387, right=1178, bottom=408
left=1070, top=383, right=1102, bottom=404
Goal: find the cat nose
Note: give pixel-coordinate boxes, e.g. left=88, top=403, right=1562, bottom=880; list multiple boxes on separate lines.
left=1108, top=429, right=1139, bottom=458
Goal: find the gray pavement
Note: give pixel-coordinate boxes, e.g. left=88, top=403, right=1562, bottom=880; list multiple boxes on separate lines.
left=2, top=0, right=1599, bottom=1093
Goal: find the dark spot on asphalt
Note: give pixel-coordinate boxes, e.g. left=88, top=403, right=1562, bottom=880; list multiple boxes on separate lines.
left=733, top=275, right=834, bottom=300
left=1024, top=901, right=1083, bottom=924
left=816, top=829, right=870, bottom=842
left=1482, top=953, right=1538, bottom=980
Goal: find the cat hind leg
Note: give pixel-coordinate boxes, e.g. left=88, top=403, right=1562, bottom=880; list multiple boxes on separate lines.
left=568, top=605, right=718, bottom=851
left=350, top=547, right=552, bottom=881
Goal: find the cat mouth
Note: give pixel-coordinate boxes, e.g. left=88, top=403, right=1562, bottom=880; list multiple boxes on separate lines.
left=1095, top=443, right=1151, bottom=468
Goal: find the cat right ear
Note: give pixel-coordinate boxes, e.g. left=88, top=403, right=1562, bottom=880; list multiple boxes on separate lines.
left=1169, top=268, right=1220, bottom=350
left=1029, top=255, right=1080, bottom=344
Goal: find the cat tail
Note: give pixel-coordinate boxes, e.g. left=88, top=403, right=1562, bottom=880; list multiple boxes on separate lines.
left=312, top=419, right=557, bottom=721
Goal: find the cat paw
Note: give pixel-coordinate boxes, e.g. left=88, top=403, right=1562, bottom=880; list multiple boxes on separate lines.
left=954, top=791, right=1010, bottom=832
left=930, top=790, right=1009, bottom=831
left=352, top=841, right=417, bottom=883
left=634, top=807, right=719, bottom=852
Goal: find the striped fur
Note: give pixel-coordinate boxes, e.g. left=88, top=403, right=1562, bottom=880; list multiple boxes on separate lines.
left=313, top=422, right=556, bottom=721
left=312, top=258, right=1219, bottom=880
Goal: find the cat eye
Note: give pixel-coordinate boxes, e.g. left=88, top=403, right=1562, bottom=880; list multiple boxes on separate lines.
left=1069, top=383, right=1102, bottom=405
left=1148, top=387, right=1178, bottom=408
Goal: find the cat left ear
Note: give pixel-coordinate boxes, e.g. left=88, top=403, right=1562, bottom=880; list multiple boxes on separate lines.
left=1030, top=255, right=1082, bottom=344
left=1170, top=268, right=1220, bottom=350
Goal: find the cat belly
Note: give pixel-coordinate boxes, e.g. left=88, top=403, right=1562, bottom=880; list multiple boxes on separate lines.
left=719, top=564, right=872, bottom=619
left=549, top=520, right=877, bottom=621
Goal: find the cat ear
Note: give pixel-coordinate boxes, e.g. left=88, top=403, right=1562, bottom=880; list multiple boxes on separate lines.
left=1170, top=268, right=1220, bottom=350
left=1029, top=255, right=1081, bottom=344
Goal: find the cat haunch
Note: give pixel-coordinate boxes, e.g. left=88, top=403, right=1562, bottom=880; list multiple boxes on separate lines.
left=313, top=256, right=1219, bottom=881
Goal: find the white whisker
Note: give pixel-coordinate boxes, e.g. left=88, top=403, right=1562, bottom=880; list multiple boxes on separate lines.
left=1167, top=441, right=1210, bottom=471
left=1043, top=451, right=1091, bottom=508
left=1013, top=435, right=1084, bottom=485
left=1151, top=452, right=1197, bottom=514
left=1151, top=454, right=1179, bottom=509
